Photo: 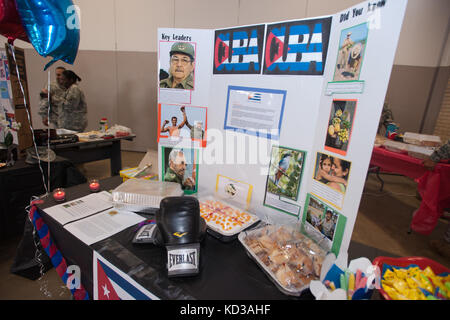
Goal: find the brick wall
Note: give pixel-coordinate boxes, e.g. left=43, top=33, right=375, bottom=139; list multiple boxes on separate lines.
left=434, top=77, right=450, bottom=143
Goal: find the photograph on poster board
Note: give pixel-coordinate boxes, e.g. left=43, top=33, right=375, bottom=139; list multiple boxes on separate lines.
left=224, top=86, right=286, bottom=140
left=312, top=152, right=351, bottom=200
left=263, top=17, right=332, bottom=75
left=324, top=99, right=357, bottom=156
left=301, top=194, right=346, bottom=255
left=158, top=104, right=207, bottom=147
left=159, top=40, right=196, bottom=90
left=332, top=22, right=369, bottom=82
left=263, top=146, right=306, bottom=216
left=215, top=174, right=253, bottom=210
left=266, top=146, right=306, bottom=201
left=161, top=146, right=199, bottom=194
left=213, top=24, right=265, bottom=74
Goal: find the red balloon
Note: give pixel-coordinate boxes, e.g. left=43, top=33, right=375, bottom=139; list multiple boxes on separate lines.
left=0, top=0, right=29, bottom=43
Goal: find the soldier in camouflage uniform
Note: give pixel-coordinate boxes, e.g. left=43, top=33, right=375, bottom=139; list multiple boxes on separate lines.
left=159, top=42, right=195, bottom=90
left=52, top=70, right=88, bottom=132
left=164, top=148, right=195, bottom=190
left=423, top=139, right=450, bottom=170
left=378, top=102, right=394, bottom=134
left=38, top=66, right=66, bottom=127
left=185, top=120, right=205, bottom=140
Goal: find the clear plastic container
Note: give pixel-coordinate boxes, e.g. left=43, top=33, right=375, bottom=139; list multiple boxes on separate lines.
left=403, top=132, right=441, bottom=147
left=112, top=179, right=183, bottom=213
left=239, top=224, right=327, bottom=296
left=406, top=144, right=434, bottom=160
left=198, top=195, right=260, bottom=241
left=383, top=140, right=408, bottom=153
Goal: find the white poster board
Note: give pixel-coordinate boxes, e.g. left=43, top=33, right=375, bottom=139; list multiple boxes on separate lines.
left=304, top=0, right=408, bottom=256
left=156, top=0, right=408, bottom=258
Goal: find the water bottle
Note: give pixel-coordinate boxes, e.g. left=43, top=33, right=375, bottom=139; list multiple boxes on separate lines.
left=99, top=118, right=108, bottom=132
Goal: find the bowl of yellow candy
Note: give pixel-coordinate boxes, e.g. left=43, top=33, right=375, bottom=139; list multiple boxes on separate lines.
left=373, top=256, right=450, bottom=300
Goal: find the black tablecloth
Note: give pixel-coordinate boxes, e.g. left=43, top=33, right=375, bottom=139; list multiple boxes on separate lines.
left=6, top=158, right=86, bottom=279
left=0, top=157, right=86, bottom=239
left=34, top=176, right=390, bottom=300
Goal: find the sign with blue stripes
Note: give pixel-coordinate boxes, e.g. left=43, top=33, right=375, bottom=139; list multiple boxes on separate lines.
left=213, top=25, right=265, bottom=74
left=263, top=17, right=332, bottom=75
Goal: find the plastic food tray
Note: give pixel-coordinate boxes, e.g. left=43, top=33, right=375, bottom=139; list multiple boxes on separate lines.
left=373, top=256, right=450, bottom=300
left=406, top=144, right=434, bottom=160
left=112, top=179, right=183, bottom=213
left=199, top=196, right=260, bottom=240
left=403, top=132, right=441, bottom=147
left=383, top=140, right=409, bottom=153
left=238, top=225, right=327, bottom=296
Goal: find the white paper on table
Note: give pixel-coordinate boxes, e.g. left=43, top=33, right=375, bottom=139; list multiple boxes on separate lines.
left=45, top=191, right=113, bottom=225
left=64, top=209, right=146, bottom=245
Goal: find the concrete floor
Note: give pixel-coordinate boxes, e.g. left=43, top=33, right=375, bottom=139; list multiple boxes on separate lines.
left=0, top=150, right=448, bottom=299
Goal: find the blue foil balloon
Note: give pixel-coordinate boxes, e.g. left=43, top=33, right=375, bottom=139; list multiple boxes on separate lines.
left=15, top=0, right=80, bottom=70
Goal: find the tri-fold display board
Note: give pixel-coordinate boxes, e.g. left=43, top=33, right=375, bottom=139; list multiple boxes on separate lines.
left=157, top=0, right=408, bottom=258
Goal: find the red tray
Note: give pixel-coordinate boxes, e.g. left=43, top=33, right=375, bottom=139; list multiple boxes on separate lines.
left=373, top=256, right=450, bottom=300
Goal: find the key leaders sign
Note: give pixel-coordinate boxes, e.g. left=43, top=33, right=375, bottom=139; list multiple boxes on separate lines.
left=263, top=17, right=332, bottom=75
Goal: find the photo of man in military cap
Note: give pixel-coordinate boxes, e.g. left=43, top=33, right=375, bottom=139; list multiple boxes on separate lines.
left=159, top=42, right=196, bottom=90
left=162, top=147, right=198, bottom=193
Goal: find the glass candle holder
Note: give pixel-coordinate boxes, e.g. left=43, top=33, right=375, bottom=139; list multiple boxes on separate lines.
left=53, top=188, right=66, bottom=202
left=89, top=179, right=100, bottom=192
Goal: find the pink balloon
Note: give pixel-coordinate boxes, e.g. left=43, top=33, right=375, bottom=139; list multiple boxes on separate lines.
left=0, top=0, right=29, bottom=43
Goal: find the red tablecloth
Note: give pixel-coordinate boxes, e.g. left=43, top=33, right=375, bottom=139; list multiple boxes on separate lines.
left=370, top=147, right=450, bottom=235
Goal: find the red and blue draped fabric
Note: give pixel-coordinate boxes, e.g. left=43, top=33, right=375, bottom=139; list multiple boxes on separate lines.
left=28, top=201, right=89, bottom=300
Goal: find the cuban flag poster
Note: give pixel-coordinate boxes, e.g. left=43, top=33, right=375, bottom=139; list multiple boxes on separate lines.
left=213, top=24, right=265, bottom=74
left=93, top=251, right=159, bottom=300
left=263, top=17, right=332, bottom=75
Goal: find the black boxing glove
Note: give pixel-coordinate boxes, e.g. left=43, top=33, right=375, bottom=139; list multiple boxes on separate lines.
left=155, top=196, right=206, bottom=277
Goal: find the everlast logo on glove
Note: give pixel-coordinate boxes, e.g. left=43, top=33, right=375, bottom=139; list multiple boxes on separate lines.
left=166, top=243, right=200, bottom=277
left=156, top=196, right=206, bottom=277
left=168, top=249, right=197, bottom=269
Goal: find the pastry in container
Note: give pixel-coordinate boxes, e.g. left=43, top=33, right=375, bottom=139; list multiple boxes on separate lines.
left=239, top=224, right=327, bottom=296
left=199, top=197, right=260, bottom=242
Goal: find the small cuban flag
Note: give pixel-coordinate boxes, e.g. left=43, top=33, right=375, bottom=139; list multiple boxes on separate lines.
left=93, top=251, right=159, bottom=300
left=248, top=92, right=262, bottom=102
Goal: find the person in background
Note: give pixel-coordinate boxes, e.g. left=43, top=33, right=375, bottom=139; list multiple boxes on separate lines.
left=52, top=70, right=88, bottom=132
left=423, top=139, right=450, bottom=171
left=378, top=102, right=394, bottom=135
left=159, top=42, right=195, bottom=90
left=423, top=139, right=450, bottom=259
left=38, top=66, right=66, bottom=127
